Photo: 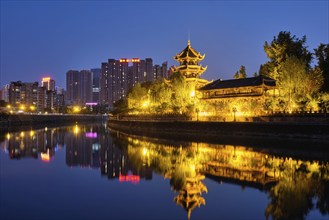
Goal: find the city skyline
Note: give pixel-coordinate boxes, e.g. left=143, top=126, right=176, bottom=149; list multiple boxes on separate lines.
left=1, top=1, right=328, bottom=88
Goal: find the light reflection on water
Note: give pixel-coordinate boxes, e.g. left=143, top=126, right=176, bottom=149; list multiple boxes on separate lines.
left=0, top=123, right=328, bottom=220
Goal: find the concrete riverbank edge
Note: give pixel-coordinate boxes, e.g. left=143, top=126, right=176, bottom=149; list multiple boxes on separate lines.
left=108, top=119, right=329, bottom=142
left=0, top=114, right=107, bottom=128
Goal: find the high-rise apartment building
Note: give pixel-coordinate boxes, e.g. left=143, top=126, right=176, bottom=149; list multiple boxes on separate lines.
left=100, top=59, right=129, bottom=107
left=8, top=79, right=65, bottom=113
left=91, top=68, right=101, bottom=103
left=100, top=58, right=167, bottom=108
left=41, top=77, right=55, bottom=91
left=66, top=70, right=93, bottom=105
left=66, top=70, right=79, bottom=103
left=9, top=81, right=39, bottom=108
left=153, top=62, right=168, bottom=81
left=0, top=84, right=10, bottom=102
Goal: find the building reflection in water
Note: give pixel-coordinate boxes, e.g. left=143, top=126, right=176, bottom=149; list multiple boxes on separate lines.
left=1, top=126, right=65, bottom=161
left=1, top=124, right=329, bottom=219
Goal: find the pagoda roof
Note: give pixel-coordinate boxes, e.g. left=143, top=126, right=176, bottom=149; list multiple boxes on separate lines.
left=174, top=40, right=205, bottom=61
left=199, top=75, right=276, bottom=91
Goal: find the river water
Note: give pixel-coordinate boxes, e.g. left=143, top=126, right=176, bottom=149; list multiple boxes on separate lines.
left=1, top=123, right=328, bottom=220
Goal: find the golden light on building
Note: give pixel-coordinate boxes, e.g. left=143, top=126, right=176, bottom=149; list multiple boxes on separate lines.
left=73, top=106, right=81, bottom=113
left=42, top=77, right=51, bottom=82
left=19, top=105, right=26, bottom=110
left=6, top=133, right=11, bottom=140
left=20, top=132, right=25, bottom=138
left=190, top=90, right=195, bottom=98
left=142, top=147, right=148, bottom=156
left=189, top=164, right=196, bottom=173
left=30, top=105, right=36, bottom=111
left=142, top=101, right=149, bottom=108
left=74, top=125, right=80, bottom=134
left=30, top=130, right=35, bottom=137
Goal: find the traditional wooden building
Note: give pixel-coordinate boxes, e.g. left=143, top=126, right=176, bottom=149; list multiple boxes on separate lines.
left=199, top=75, right=276, bottom=100
left=198, top=75, right=276, bottom=117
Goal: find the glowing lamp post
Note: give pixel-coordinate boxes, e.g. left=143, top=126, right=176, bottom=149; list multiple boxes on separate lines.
left=196, top=108, right=200, bottom=121
left=232, top=107, right=237, bottom=122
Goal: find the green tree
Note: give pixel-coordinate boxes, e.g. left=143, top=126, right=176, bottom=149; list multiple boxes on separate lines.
left=150, top=79, right=172, bottom=113
left=239, top=65, right=247, bottom=78
left=261, top=31, right=312, bottom=80
left=170, top=72, right=193, bottom=113
left=233, top=71, right=240, bottom=79
left=260, top=32, right=325, bottom=112
left=314, top=43, right=329, bottom=92
left=127, top=83, right=149, bottom=110
left=112, top=98, right=128, bottom=114
left=233, top=65, right=247, bottom=79
left=278, top=56, right=320, bottom=111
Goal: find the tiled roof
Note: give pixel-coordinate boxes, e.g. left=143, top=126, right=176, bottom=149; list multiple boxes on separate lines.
left=174, top=41, right=204, bottom=60
left=199, top=76, right=276, bottom=90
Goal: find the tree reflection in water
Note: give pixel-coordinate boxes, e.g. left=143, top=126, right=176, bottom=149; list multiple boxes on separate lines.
left=1, top=125, right=328, bottom=219
left=112, top=130, right=329, bottom=220
left=265, top=162, right=329, bottom=219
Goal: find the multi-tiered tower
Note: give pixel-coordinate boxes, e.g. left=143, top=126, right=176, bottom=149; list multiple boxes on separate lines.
left=171, top=40, right=209, bottom=88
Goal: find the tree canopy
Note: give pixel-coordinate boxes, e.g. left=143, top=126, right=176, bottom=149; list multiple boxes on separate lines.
left=314, top=43, right=329, bottom=92
left=260, top=31, right=325, bottom=112
left=233, top=65, right=247, bottom=79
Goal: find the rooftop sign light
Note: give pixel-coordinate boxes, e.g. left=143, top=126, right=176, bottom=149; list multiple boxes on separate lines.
left=42, top=77, right=51, bottom=82
left=119, top=174, right=140, bottom=183
left=119, top=58, right=140, bottom=63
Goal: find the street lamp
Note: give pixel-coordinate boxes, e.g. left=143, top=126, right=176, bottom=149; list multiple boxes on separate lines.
left=196, top=108, right=200, bottom=121
left=232, top=107, right=237, bottom=122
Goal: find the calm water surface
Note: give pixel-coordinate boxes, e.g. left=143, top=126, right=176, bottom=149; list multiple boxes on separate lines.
left=1, top=123, right=328, bottom=220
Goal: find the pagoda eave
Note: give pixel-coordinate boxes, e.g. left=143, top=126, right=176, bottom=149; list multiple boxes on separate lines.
left=173, top=65, right=207, bottom=71
left=174, top=54, right=205, bottom=63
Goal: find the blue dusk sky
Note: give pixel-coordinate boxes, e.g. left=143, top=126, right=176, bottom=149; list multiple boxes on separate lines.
left=1, top=0, right=328, bottom=88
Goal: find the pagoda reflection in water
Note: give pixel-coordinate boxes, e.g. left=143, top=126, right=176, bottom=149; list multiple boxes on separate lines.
left=1, top=124, right=329, bottom=219
left=110, top=130, right=329, bottom=220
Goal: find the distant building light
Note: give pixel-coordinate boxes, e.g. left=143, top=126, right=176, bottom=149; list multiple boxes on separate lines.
left=119, top=174, right=140, bottom=183
left=119, top=58, right=140, bottom=63
left=41, top=149, right=51, bottom=162
left=86, top=132, right=97, bottom=138
left=42, top=77, right=51, bottom=82
left=85, top=102, right=98, bottom=106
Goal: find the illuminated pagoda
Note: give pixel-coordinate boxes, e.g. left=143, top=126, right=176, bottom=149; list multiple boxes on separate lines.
left=171, top=40, right=209, bottom=88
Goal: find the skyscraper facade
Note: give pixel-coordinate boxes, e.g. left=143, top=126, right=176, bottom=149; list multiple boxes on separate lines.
left=91, top=68, right=101, bottom=103
left=0, top=84, right=10, bottom=102
left=66, top=70, right=93, bottom=105
left=8, top=81, right=39, bottom=108
left=100, top=58, right=167, bottom=108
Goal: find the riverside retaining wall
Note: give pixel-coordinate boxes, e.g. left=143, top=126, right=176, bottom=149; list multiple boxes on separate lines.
left=108, top=119, right=329, bottom=142
left=0, top=113, right=107, bottom=128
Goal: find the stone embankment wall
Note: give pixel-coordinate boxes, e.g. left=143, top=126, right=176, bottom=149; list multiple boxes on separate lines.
left=108, top=119, right=329, bottom=141
left=0, top=114, right=107, bottom=127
